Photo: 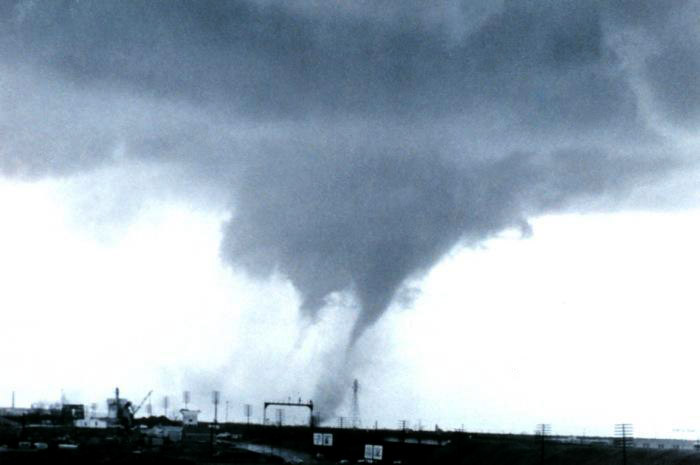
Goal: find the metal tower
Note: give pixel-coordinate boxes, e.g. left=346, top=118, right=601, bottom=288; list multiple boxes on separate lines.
left=351, top=379, right=361, bottom=428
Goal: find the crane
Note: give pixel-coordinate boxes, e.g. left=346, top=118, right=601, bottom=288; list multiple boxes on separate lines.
left=130, top=390, right=153, bottom=417
left=113, top=387, right=153, bottom=431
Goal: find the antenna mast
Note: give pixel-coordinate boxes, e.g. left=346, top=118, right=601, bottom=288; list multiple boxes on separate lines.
left=351, top=379, right=361, bottom=428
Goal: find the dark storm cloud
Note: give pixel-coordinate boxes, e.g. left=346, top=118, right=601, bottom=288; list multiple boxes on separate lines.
left=646, top=44, right=700, bottom=126
left=606, top=0, right=700, bottom=127
left=0, top=0, right=642, bottom=125
left=643, top=13, right=700, bottom=128
left=0, top=0, right=696, bottom=417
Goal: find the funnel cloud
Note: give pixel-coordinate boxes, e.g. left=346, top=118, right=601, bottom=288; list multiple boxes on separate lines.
left=1, top=0, right=697, bottom=418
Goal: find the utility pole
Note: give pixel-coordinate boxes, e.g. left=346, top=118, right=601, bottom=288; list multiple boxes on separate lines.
left=210, top=391, right=220, bottom=457
left=212, top=391, right=220, bottom=423
left=399, top=419, right=408, bottom=443
left=615, top=424, right=633, bottom=465
left=245, top=404, right=252, bottom=425
left=225, top=401, right=229, bottom=423
left=535, top=424, right=551, bottom=465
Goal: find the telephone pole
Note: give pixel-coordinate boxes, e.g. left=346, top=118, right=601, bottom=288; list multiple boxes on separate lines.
left=210, top=391, right=220, bottom=457
left=615, top=423, right=633, bottom=465
left=535, top=424, right=551, bottom=465
left=245, top=404, right=252, bottom=425
left=212, top=391, right=220, bottom=423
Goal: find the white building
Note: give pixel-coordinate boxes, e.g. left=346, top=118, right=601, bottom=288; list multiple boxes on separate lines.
left=180, top=409, right=200, bottom=426
left=75, top=418, right=108, bottom=429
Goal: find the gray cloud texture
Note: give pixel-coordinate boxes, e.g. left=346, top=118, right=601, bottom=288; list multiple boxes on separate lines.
left=1, top=0, right=697, bottom=418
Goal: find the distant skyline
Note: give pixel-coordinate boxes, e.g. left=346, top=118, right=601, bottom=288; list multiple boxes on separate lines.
left=1, top=0, right=699, bottom=440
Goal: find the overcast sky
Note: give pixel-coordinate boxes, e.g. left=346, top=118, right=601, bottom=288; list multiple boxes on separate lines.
left=1, top=0, right=699, bottom=438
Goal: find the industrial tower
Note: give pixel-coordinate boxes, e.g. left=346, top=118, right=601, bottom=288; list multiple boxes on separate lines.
left=351, top=379, right=361, bottom=428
